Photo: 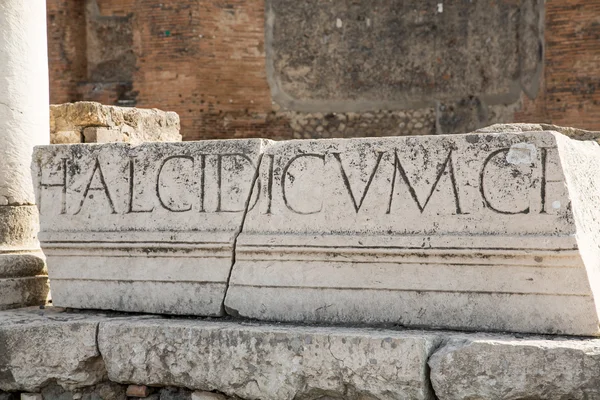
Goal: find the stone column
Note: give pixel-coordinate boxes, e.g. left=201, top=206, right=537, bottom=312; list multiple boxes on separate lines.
left=0, top=0, right=50, bottom=308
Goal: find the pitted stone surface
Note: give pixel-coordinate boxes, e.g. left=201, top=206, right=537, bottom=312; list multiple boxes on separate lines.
left=0, top=307, right=107, bottom=392
left=226, top=131, right=600, bottom=335
left=50, top=102, right=181, bottom=144
left=3, top=308, right=600, bottom=399
left=99, top=318, right=440, bottom=400
left=429, top=336, right=600, bottom=400
left=32, top=140, right=271, bottom=316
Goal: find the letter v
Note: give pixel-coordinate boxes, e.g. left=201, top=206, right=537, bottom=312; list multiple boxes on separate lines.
left=333, top=151, right=384, bottom=213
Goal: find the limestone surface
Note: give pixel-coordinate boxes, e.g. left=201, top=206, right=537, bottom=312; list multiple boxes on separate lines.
left=99, top=318, right=440, bottom=400
left=429, top=336, right=600, bottom=400
left=0, top=307, right=107, bottom=392
left=226, top=131, right=600, bottom=335
left=33, top=140, right=270, bottom=315
left=50, top=102, right=181, bottom=144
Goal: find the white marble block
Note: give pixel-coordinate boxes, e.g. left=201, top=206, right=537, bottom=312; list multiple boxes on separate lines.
left=226, top=131, right=600, bottom=335
left=33, top=140, right=269, bottom=315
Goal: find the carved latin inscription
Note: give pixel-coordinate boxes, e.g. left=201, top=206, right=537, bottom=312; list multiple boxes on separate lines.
left=34, top=135, right=570, bottom=238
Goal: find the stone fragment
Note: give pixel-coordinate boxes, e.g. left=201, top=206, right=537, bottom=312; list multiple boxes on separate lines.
left=0, top=393, right=17, bottom=400
left=159, top=387, right=191, bottom=400
left=126, top=385, right=152, bottom=398
left=20, top=395, right=41, bottom=400
left=0, top=307, right=107, bottom=392
left=99, top=318, right=440, bottom=400
left=191, top=392, right=225, bottom=400
left=226, top=130, right=600, bottom=335
left=50, top=102, right=181, bottom=144
left=32, top=140, right=271, bottom=316
left=429, top=336, right=600, bottom=400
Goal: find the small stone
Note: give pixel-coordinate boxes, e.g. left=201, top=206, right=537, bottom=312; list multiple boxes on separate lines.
left=191, top=392, right=226, bottom=400
left=126, top=385, right=152, bottom=398
left=316, top=126, right=324, bottom=132
left=20, top=395, right=42, bottom=400
left=160, top=387, right=192, bottom=400
left=362, top=112, right=375, bottom=119
left=414, top=122, right=424, bottom=129
left=52, top=130, right=81, bottom=144
left=339, top=123, right=346, bottom=131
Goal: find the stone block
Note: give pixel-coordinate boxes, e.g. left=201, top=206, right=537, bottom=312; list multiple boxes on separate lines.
left=0, top=205, right=48, bottom=310
left=226, top=131, right=600, bottom=335
left=20, top=395, right=41, bottom=400
left=191, top=392, right=225, bottom=400
left=50, top=102, right=181, bottom=144
left=82, top=127, right=123, bottom=144
left=0, top=307, right=107, bottom=392
left=266, top=0, right=543, bottom=112
left=429, top=336, right=600, bottom=400
left=99, top=318, right=440, bottom=400
left=32, top=140, right=270, bottom=315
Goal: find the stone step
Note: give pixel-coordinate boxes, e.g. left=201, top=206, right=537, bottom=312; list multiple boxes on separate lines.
left=2, top=307, right=600, bottom=400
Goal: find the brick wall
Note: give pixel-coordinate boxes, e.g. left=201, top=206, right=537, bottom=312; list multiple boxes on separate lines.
left=47, top=0, right=600, bottom=141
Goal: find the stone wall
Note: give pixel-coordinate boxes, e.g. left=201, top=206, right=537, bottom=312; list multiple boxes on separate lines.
left=46, top=0, right=600, bottom=140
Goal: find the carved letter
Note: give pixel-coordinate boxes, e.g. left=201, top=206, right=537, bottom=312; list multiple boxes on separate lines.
left=479, top=148, right=529, bottom=214
left=538, top=147, right=563, bottom=214
left=282, top=153, right=325, bottom=215
left=38, top=158, right=68, bottom=214
left=75, top=158, right=117, bottom=215
left=157, top=155, right=194, bottom=212
left=198, top=154, right=206, bottom=213
left=128, top=157, right=154, bottom=214
left=387, top=149, right=462, bottom=214
left=216, top=153, right=259, bottom=213
left=265, top=154, right=275, bottom=215
left=333, top=151, right=384, bottom=213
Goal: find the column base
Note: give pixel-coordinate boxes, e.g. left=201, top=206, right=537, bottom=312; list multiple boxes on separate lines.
left=0, top=275, right=49, bottom=310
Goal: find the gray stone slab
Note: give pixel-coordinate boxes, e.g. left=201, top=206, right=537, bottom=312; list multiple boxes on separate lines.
left=429, top=336, right=600, bottom=400
left=266, top=0, right=543, bottom=112
left=0, top=307, right=107, bottom=392
left=226, top=131, right=600, bottom=335
left=32, top=140, right=270, bottom=316
left=99, top=318, right=441, bottom=400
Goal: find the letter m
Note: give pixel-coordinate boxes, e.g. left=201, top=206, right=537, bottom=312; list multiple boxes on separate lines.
left=387, top=149, right=462, bottom=214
